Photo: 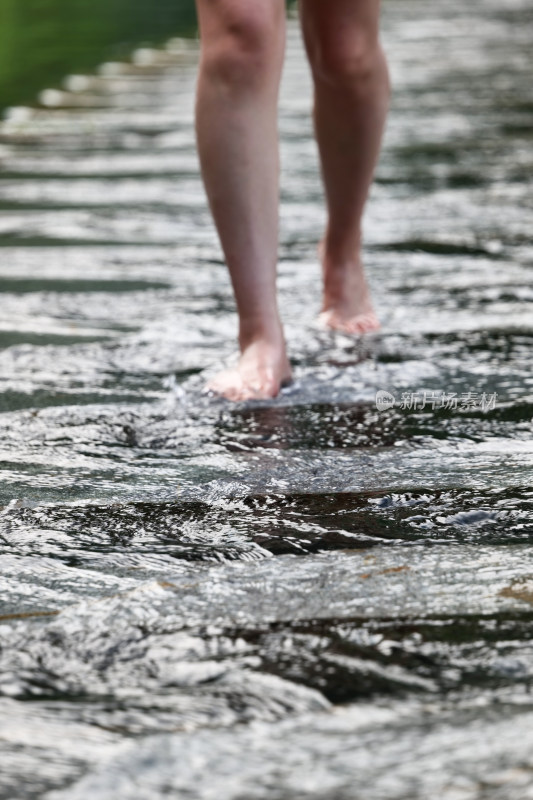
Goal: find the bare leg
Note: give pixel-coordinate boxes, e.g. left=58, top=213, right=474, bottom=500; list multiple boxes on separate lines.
left=195, top=0, right=291, bottom=400
left=300, top=0, right=390, bottom=333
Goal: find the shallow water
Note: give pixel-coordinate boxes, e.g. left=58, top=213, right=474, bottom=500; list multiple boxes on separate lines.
left=1, top=1, right=533, bottom=798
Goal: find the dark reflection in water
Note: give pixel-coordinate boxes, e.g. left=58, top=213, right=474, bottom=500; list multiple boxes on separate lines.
left=216, top=399, right=533, bottom=452
left=0, top=0, right=533, bottom=797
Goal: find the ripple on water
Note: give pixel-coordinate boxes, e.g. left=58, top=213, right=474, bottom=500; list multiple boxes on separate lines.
left=1, top=0, right=533, bottom=797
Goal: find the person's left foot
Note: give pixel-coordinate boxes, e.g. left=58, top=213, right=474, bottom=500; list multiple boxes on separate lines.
left=206, top=335, right=292, bottom=402
left=320, top=250, right=381, bottom=335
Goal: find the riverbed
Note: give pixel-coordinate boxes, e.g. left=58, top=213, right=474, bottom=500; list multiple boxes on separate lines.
left=1, top=1, right=532, bottom=798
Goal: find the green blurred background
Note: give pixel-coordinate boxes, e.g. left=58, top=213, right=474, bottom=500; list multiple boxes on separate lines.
left=0, top=0, right=198, bottom=112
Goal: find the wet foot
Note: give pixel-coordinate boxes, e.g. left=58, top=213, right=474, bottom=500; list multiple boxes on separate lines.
left=319, top=246, right=381, bottom=335
left=206, top=338, right=292, bottom=402
left=319, top=305, right=381, bottom=335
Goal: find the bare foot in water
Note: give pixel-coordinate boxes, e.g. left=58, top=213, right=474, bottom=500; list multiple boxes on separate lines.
left=319, top=244, right=381, bottom=335
left=207, top=335, right=292, bottom=402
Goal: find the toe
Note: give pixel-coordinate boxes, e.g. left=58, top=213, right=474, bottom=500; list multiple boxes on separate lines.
left=357, top=313, right=381, bottom=333
left=318, top=310, right=381, bottom=335
left=345, top=314, right=375, bottom=334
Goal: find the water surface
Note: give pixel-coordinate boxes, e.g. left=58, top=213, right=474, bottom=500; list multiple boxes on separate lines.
left=1, top=1, right=532, bottom=798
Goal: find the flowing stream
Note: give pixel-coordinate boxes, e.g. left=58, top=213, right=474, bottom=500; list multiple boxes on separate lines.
left=0, top=1, right=532, bottom=798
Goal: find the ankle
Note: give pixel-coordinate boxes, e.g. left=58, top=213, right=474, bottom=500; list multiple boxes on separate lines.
left=322, top=253, right=364, bottom=289
left=238, top=316, right=285, bottom=353
left=322, top=250, right=371, bottom=312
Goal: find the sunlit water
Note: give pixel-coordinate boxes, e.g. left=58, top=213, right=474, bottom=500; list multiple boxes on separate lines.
left=1, top=1, right=533, bottom=798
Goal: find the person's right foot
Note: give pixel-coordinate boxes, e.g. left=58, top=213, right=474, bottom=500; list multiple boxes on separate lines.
left=206, top=336, right=292, bottom=402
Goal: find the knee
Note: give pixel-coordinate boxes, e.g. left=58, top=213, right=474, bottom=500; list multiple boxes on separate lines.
left=309, top=30, right=384, bottom=89
left=200, top=5, right=283, bottom=91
